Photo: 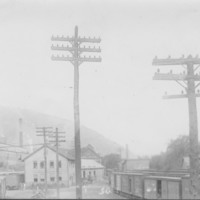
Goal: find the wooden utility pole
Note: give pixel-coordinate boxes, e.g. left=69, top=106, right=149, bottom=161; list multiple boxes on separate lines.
left=51, top=26, right=101, bottom=199
left=36, top=127, right=53, bottom=196
left=126, top=144, right=129, bottom=160
left=153, top=55, right=200, bottom=198
left=48, top=128, right=65, bottom=199
left=19, top=118, right=23, bottom=147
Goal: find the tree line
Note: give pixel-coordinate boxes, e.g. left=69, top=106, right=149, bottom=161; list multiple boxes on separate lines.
left=149, top=135, right=191, bottom=170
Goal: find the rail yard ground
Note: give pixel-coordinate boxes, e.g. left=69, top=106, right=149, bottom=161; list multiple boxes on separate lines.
left=5, top=179, right=125, bottom=199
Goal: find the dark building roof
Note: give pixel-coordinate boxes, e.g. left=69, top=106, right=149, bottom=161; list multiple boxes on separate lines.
left=68, top=144, right=101, bottom=159
left=49, top=146, right=75, bottom=160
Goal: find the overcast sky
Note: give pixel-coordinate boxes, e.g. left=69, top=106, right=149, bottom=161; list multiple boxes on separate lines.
left=0, top=0, right=200, bottom=156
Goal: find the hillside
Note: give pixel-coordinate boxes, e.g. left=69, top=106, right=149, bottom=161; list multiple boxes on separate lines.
left=0, top=106, right=123, bottom=156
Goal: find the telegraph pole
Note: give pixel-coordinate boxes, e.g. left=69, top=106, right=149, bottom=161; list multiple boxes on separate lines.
left=48, top=128, right=65, bottom=199
left=153, top=55, right=200, bottom=198
left=36, top=127, right=53, bottom=196
left=51, top=26, right=101, bottom=199
left=19, top=118, right=23, bottom=147
left=126, top=144, right=129, bottom=160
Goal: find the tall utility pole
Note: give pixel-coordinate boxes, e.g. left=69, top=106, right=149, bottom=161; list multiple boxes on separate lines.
left=51, top=26, right=101, bottom=199
left=153, top=55, right=200, bottom=198
left=48, top=128, right=65, bottom=199
left=36, top=127, right=53, bottom=196
left=19, top=118, right=23, bottom=147
left=126, top=144, right=129, bottom=160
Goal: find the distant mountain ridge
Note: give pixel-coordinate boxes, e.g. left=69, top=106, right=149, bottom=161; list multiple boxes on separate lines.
left=0, top=105, right=123, bottom=156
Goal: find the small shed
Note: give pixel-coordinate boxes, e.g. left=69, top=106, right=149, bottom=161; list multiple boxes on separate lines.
left=81, top=159, right=104, bottom=181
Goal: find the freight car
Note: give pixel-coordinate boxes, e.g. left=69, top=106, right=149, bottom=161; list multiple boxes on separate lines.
left=110, top=170, right=194, bottom=199
left=112, top=172, right=145, bottom=199
left=144, top=176, right=182, bottom=199
left=0, top=176, right=6, bottom=199
left=6, top=173, right=24, bottom=190
left=0, top=171, right=24, bottom=190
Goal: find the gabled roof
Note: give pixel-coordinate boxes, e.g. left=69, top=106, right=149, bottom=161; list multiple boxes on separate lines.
left=22, top=145, right=44, bottom=161
left=49, top=146, right=74, bottom=160
left=81, top=159, right=104, bottom=169
left=22, top=145, right=75, bottom=161
left=68, top=145, right=101, bottom=159
left=81, top=146, right=101, bottom=158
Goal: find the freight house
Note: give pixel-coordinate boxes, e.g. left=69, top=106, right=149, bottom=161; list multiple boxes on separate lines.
left=23, top=145, right=75, bottom=187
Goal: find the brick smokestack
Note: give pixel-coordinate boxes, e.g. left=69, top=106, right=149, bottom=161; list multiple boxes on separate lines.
left=19, top=118, right=23, bottom=147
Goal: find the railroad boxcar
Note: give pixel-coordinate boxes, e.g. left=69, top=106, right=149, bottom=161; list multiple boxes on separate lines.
left=114, top=172, right=144, bottom=199
left=0, top=176, right=6, bottom=199
left=115, top=173, right=121, bottom=193
left=111, top=172, right=121, bottom=193
left=111, top=170, right=197, bottom=199
left=120, top=173, right=134, bottom=198
left=5, top=173, right=24, bottom=190
left=110, top=173, right=115, bottom=189
left=144, top=175, right=182, bottom=199
left=129, top=173, right=144, bottom=199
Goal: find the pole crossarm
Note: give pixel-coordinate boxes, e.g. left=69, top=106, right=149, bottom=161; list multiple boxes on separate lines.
left=153, top=55, right=200, bottom=65
left=48, top=140, right=66, bottom=143
left=36, top=127, right=53, bottom=129
left=51, top=36, right=101, bottom=43
left=48, top=135, right=65, bottom=138
left=51, top=45, right=101, bottom=53
left=51, top=35, right=74, bottom=42
left=78, top=37, right=101, bottom=43
left=153, top=73, right=187, bottom=81
left=78, top=46, right=101, bottom=53
left=51, top=55, right=101, bottom=62
left=153, top=73, right=200, bottom=81
left=79, top=56, right=102, bottom=62
left=51, top=55, right=74, bottom=61
left=51, top=45, right=75, bottom=52
left=163, top=94, right=188, bottom=99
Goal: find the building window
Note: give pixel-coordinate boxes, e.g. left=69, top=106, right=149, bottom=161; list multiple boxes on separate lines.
left=59, top=177, right=62, bottom=181
left=94, top=171, right=96, bottom=176
left=34, top=178, right=38, bottom=182
left=89, top=171, right=91, bottom=175
left=50, top=161, right=54, bottom=168
left=59, top=161, right=62, bottom=168
left=33, top=175, right=38, bottom=183
left=40, top=161, right=44, bottom=169
left=50, top=177, right=55, bottom=182
left=40, top=175, right=45, bottom=182
left=33, top=161, right=37, bottom=169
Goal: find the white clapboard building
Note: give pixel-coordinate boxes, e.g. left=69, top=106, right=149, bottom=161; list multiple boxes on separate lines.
left=23, top=145, right=75, bottom=187
left=81, top=159, right=105, bottom=181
